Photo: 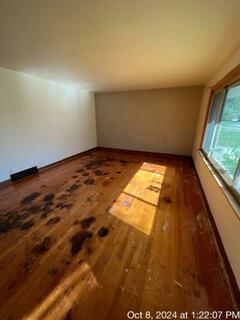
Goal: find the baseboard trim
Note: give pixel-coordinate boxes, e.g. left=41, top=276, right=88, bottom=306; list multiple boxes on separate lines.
left=0, top=147, right=190, bottom=189
left=96, top=146, right=191, bottom=160
left=192, top=157, right=240, bottom=306
left=0, top=147, right=98, bottom=190
left=39, top=147, right=97, bottom=173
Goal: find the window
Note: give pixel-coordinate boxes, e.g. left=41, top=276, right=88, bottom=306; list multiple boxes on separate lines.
left=202, top=82, right=240, bottom=201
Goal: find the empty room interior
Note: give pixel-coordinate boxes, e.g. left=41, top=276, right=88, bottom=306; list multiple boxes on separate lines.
left=0, top=0, right=240, bottom=319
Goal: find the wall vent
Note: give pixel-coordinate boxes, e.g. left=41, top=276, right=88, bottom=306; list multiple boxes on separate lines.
left=10, top=166, right=38, bottom=181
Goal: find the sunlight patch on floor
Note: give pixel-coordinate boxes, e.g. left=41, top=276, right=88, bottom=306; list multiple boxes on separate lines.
left=110, top=162, right=166, bottom=235
left=23, top=262, right=98, bottom=320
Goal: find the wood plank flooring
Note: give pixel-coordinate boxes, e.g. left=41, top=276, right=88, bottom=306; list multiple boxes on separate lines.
left=0, top=148, right=238, bottom=320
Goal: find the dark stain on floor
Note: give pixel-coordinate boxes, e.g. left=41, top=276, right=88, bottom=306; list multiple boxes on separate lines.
left=20, top=219, right=34, bottom=230
left=28, top=205, right=44, bottom=214
left=102, top=180, right=111, bottom=187
left=56, top=203, right=73, bottom=210
left=66, top=184, right=81, bottom=192
left=162, top=196, right=172, bottom=203
left=0, top=221, right=12, bottom=234
left=18, top=212, right=30, bottom=220
left=57, top=202, right=71, bottom=210
left=82, top=172, right=89, bottom=176
left=33, top=237, right=51, bottom=254
left=46, top=217, right=60, bottom=225
left=94, top=170, right=103, bottom=176
left=71, top=231, right=93, bottom=256
left=120, top=160, right=128, bottom=164
left=43, top=193, right=55, bottom=203
left=48, top=268, right=58, bottom=276
left=76, top=168, right=85, bottom=173
left=116, top=171, right=122, bottom=174
left=56, top=202, right=64, bottom=209
left=4, top=211, right=17, bottom=218
left=85, top=159, right=104, bottom=170
left=41, top=206, right=53, bottom=218
left=80, top=216, right=96, bottom=229
left=84, top=179, right=94, bottom=185
left=147, top=185, right=161, bottom=193
left=98, top=227, right=109, bottom=237
left=0, top=210, right=35, bottom=233
left=21, top=192, right=40, bottom=205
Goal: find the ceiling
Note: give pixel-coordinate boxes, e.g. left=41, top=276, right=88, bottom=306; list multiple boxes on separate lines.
left=0, top=0, right=240, bottom=92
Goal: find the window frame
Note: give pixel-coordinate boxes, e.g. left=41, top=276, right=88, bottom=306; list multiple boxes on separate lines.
left=200, top=64, right=240, bottom=205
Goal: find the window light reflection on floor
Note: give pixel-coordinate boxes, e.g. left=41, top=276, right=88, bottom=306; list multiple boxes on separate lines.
left=109, top=162, right=166, bottom=235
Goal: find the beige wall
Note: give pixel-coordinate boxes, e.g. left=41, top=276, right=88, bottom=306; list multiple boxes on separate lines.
left=0, top=68, right=97, bottom=182
left=192, top=47, right=240, bottom=288
left=96, top=86, right=203, bottom=155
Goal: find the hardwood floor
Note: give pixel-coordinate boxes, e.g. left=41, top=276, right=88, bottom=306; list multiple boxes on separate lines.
left=0, top=148, right=238, bottom=319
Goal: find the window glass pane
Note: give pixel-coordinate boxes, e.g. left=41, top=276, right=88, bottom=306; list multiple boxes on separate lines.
left=234, top=163, right=240, bottom=192
left=209, top=84, right=240, bottom=179
left=203, top=90, right=225, bottom=153
left=234, top=170, right=240, bottom=192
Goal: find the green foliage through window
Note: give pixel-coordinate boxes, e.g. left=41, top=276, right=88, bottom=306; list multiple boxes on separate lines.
left=202, top=83, right=240, bottom=197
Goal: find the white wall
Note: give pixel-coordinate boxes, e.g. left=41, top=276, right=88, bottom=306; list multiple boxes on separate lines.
left=0, top=68, right=97, bottom=182
left=192, top=47, right=240, bottom=288
left=96, top=86, right=203, bottom=156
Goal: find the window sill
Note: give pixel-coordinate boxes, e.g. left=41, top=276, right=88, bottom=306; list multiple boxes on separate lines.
left=197, top=149, right=240, bottom=221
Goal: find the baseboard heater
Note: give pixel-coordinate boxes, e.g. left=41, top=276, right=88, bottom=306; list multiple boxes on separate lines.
left=10, top=166, right=38, bottom=182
